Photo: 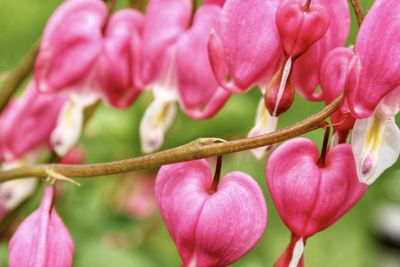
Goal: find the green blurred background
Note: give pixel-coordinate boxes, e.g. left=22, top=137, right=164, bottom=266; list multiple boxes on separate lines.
left=0, top=0, right=399, bottom=266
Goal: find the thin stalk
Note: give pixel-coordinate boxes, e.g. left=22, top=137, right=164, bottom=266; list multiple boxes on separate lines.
left=317, top=123, right=330, bottom=167
left=349, top=0, right=364, bottom=26
left=211, top=155, right=223, bottom=192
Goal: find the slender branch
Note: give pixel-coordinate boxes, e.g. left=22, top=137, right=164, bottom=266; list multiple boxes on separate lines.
left=0, top=94, right=343, bottom=182
left=349, top=0, right=364, bottom=26
left=0, top=40, right=40, bottom=113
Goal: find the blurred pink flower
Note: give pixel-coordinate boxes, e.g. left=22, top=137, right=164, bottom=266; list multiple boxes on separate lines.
left=266, top=138, right=366, bottom=266
left=9, top=187, right=74, bottom=267
left=59, top=145, right=86, bottom=165
left=156, top=159, right=267, bottom=267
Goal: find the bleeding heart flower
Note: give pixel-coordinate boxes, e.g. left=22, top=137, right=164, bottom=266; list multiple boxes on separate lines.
left=0, top=82, right=65, bottom=161
left=320, top=46, right=359, bottom=144
left=140, top=0, right=230, bottom=153
left=266, top=138, right=366, bottom=266
left=9, top=186, right=74, bottom=267
left=35, top=0, right=144, bottom=156
left=209, top=0, right=349, bottom=158
left=156, top=159, right=267, bottom=267
left=59, top=145, right=86, bottom=164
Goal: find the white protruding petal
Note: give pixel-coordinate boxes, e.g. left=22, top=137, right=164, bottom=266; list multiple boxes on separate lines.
left=51, top=94, right=98, bottom=156
left=140, top=99, right=177, bottom=153
left=352, top=114, right=400, bottom=185
left=289, top=237, right=304, bottom=267
left=273, top=57, right=292, bottom=117
left=248, top=98, right=278, bottom=159
left=0, top=161, right=38, bottom=210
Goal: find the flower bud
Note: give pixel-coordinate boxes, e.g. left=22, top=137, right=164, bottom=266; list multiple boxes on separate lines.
left=9, top=187, right=74, bottom=267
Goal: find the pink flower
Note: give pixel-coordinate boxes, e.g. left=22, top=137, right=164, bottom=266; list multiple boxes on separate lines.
left=59, top=145, right=86, bottom=164
left=9, top=187, right=74, bottom=267
left=209, top=0, right=349, bottom=158
left=0, top=82, right=65, bottom=161
left=156, top=159, right=267, bottom=266
left=35, top=0, right=144, bottom=156
left=266, top=138, right=366, bottom=266
left=139, top=0, right=230, bottom=153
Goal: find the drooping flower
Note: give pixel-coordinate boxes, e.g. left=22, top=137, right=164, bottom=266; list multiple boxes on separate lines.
left=266, top=138, right=366, bottom=266
left=139, top=0, right=230, bottom=153
left=9, top=186, right=74, bottom=267
left=320, top=46, right=359, bottom=144
left=209, top=0, right=350, bottom=158
left=35, top=0, right=144, bottom=156
left=156, top=159, right=267, bottom=266
left=341, top=0, right=400, bottom=184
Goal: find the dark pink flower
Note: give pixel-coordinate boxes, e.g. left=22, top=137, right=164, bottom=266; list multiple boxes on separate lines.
left=156, top=159, right=267, bottom=266
left=9, top=187, right=74, bottom=267
left=266, top=138, right=366, bottom=266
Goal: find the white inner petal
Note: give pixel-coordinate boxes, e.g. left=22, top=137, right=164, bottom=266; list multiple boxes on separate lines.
left=273, top=57, right=292, bottom=117
left=289, top=237, right=304, bottom=267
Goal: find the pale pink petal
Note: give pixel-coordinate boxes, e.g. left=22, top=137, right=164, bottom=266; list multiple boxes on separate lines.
left=348, top=0, right=400, bottom=118
left=141, top=0, right=192, bottom=84
left=99, top=10, right=144, bottom=109
left=177, top=5, right=230, bottom=119
left=35, top=0, right=106, bottom=93
left=9, top=187, right=74, bottom=267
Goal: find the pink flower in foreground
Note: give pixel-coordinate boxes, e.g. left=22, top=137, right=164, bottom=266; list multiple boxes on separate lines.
left=9, top=187, right=74, bottom=267
left=35, top=0, right=143, bottom=156
left=266, top=138, right=366, bottom=266
left=341, top=0, right=400, bottom=184
left=139, top=0, right=230, bottom=153
left=156, top=159, right=267, bottom=266
left=209, top=0, right=349, bottom=158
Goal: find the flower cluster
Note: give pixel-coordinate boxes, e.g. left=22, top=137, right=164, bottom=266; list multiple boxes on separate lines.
left=0, top=0, right=399, bottom=266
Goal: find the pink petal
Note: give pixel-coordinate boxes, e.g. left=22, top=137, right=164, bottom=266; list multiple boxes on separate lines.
left=348, top=0, right=400, bottom=118
left=99, top=9, right=144, bottom=109
left=0, top=82, right=65, bottom=161
left=266, top=138, right=366, bottom=238
left=177, top=5, right=230, bottom=120
left=35, top=0, right=106, bottom=93
left=203, top=0, right=226, bottom=7
left=156, top=159, right=267, bottom=266
left=293, top=0, right=350, bottom=101
left=141, top=0, right=192, bottom=84
left=9, top=187, right=74, bottom=267
left=211, top=0, right=281, bottom=91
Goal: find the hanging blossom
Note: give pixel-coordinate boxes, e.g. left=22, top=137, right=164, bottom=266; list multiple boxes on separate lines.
left=0, top=82, right=65, bottom=221
left=9, top=186, right=74, bottom=267
left=208, top=0, right=350, bottom=158
left=320, top=46, right=359, bottom=145
left=266, top=138, right=367, bottom=266
left=139, top=0, right=230, bottom=153
left=338, top=0, right=400, bottom=185
left=35, top=0, right=144, bottom=156
left=156, top=159, right=267, bottom=266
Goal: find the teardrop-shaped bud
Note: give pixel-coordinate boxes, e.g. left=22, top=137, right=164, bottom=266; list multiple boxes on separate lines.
left=156, top=159, right=267, bottom=267
left=276, top=0, right=330, bottom=59
left=9, top=187, right=74, bottom=267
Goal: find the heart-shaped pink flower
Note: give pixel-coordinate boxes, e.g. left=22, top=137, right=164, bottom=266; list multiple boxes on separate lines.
left=266, top=138, right=367, bottom=266
left=156, top=159, right=267, bottom=267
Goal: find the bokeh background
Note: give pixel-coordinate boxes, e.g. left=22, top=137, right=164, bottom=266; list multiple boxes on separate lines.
left=1, top=0, right=399, bottom=266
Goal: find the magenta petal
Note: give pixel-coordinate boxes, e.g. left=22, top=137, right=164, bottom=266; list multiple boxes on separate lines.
left=320, top=47, right=358, bottom=131
left=35, top=0, right=106, bottom=93
left=348, top=0, right=400, bottom=118
left=218, top=0, right=281, bottom=91
left=177, top=5, right=231, bottom=119
left=0, top=82, right=65, bottom=161
left=203, top=0, right=226, bottom=7
left=266, top=138, right=366, bottom=238
left=9, top=187, right=74, bottom=267
left=293, top=0, right=350, bottom=100
left=141, top=0, right=192, bottom=84
left=156, top=160, right=267, bottom=266
left=99, top=10, right=143, bottom=109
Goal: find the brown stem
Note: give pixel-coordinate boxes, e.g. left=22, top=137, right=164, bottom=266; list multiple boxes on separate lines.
left=317, top=122, right=330, bottom=167
left=0, top=40, right=40, bottom=113
left=303, top=0, right=312, bottom=11
left=211, top=155, right=222, bottom=192
left=0, top=94, right=343, bottom=182
left=129, top=0, right=147, bottom=12
left=349, top=0, right=364, bottom=26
